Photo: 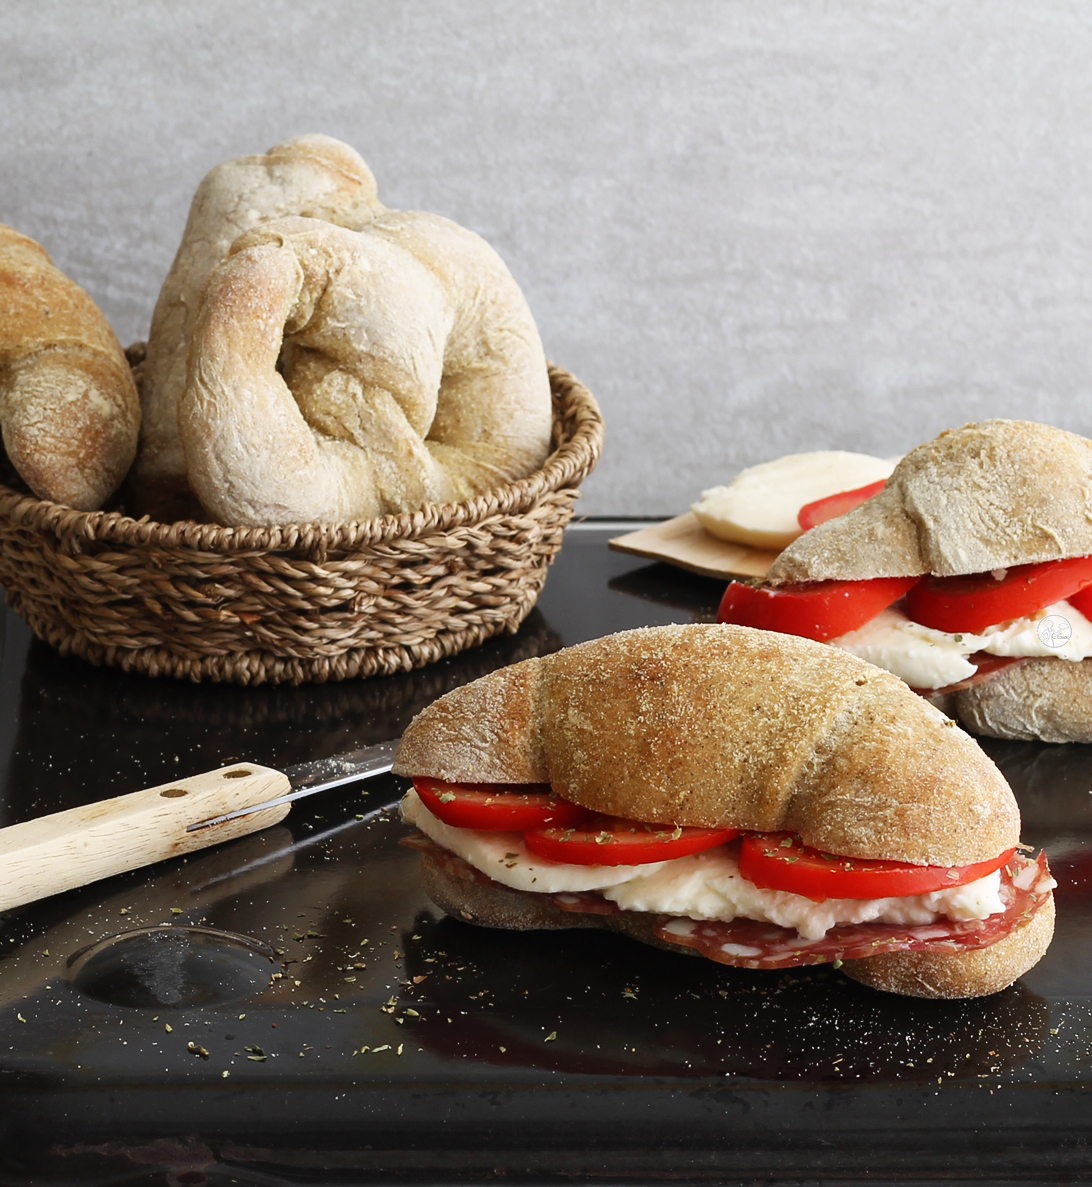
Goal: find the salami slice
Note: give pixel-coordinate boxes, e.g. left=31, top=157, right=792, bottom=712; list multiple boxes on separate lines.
left=545, top=890, right=622, bottom=916
left=653, top=853, right=1053, bottom=970
left=403, top=831, right=1053, bottom=972
left=401, top=830, right=501, bottom=888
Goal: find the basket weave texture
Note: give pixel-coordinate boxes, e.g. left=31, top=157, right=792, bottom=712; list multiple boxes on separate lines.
left=0, top=363, right=603, bottom=685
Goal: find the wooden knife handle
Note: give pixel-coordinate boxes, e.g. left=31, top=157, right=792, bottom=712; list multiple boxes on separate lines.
left=0, top=764, right=292, bottom=912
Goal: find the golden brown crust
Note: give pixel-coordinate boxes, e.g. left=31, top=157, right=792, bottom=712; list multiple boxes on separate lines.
left=0, top=224, right=139, bottom=510
left=178, top=213, right=552, bottom=526
left=393, top=623, right=1019, bottom=867
left=841, top=892, right=1054, bottom=999
left=131, top=134, right=386, bottom=521
left=769, top=419, right=1092, bottom=582
left=945, top=657, right=1092, bottom=743
left=419, top=850, right=1053, bottom=999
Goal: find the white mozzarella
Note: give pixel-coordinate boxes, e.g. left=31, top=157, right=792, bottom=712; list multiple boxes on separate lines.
left=402, top=791, right=1006, bottom=941
left=600, top=848, right=1003, bottom=941
left=691, top=451, right=896, bottom=549
left=834, top=599, right=1092, bottom=689
left=835, top=608, right=979, bottom=689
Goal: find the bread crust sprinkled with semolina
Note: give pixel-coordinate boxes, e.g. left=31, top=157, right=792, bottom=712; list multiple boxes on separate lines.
left=394, top=623, right=1018, bottom=868
left=767, top=419, right=1092, bottom=583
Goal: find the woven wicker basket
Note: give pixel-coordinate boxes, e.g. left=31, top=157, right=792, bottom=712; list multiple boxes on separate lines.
left=0, top=363, right=602, bottom=685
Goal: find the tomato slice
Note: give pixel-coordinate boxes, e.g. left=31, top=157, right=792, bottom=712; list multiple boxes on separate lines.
left=905, top=554, right=1092, bottom=634
left=413, top=778, right=591, bottom=831
left=523, top=815, right=740, bottom=867
left=797, top=479, right=887, bottom=532
left=1067, top=582, right=1092, bottom=620
left=738, top=832, right=1016, bottom=901
left=716, top=575, right=918, bottom=642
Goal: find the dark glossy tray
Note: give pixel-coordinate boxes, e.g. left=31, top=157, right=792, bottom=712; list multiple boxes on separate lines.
left=0, top=529, right=1089, bottom=1185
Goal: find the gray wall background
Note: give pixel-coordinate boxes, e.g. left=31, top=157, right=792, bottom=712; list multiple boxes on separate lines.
left=5, top=1, right=1092, bottom=518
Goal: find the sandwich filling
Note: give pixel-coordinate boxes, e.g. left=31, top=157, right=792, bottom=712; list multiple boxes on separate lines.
left=834, top=598, right=1092, bottom=690
left=402, top=790, right=1041, bottom=945
left=716, top=474, right=1092, bottom=692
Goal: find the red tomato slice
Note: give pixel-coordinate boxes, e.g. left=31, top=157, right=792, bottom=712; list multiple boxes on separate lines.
left=738, top=832, right=1016, bottom=901
left=413, top=778, right=591, bottom=831
left=797, top=479, right=887, bottom=532
left=716, top=575, right=918, bottom=642
left=1057, top=580, right=1092, bottom=622
left=905, top=554, right=1092, bottom=634
left=523, top=815, right=740, bottom=867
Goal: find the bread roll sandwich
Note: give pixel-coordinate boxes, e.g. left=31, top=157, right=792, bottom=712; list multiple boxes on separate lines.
left=394, top=623, right=1055, bottom=999
left=717, top=419, right=1092, bottom=742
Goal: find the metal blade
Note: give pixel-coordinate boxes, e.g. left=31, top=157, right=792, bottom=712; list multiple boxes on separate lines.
left=186, top=738, right=401, bottom=831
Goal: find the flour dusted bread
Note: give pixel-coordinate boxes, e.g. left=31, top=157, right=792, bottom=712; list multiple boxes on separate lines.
left=395, top=623, right=1017, bottom=867
left=932, top=656, right=1092, bottom=744
left=131, top=135, right=387, bottom=521
left=180, top=214, right=552, bottom=526
left=841, top=894, right=1055, bottom=998
left=0, top=224, right=139, bottom=510
left=394, top=623, right=1053, bottom=999
left=768, top=420, right=1092, bottom=583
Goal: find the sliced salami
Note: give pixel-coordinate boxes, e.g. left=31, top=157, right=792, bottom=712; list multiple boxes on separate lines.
left=401, top=831, right=501, bottom=888
left=545, top=889, right=622, bottom=916
left=403, top=831, right=1053, bottom=972
left=653, top=853, right=1053, bottom=970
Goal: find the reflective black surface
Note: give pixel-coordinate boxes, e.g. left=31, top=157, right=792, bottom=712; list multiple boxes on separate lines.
left=0, top=529, right=1089, bottom=1185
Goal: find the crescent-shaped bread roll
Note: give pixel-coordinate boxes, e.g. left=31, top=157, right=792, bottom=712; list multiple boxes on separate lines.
left=178, top=214, right=552, bottom=526
left=767, top=419, right=1092, bottom=582
left=131, top=134, right=386, bottom=521
left=0, top=224, right=139, bottom=510
left=763, top=419, right=1092, bottom=744
left=394, top=623, right=1018, bottom=867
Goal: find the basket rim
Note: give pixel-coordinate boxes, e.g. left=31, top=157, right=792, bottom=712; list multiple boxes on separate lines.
left=0, top=361, right=603, bottom=554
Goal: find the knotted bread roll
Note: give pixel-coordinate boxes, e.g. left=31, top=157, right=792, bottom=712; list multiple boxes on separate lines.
left=179, top=214, right=553, bottom=526
left=131, top=134, right=387, bottom=521
left=0, top=224, right=139, bottom=510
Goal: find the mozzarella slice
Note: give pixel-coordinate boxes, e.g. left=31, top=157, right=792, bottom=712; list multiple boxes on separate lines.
left=834, top=599, right=1092, bottom=689
left=691, top=451, right=896, bottom=549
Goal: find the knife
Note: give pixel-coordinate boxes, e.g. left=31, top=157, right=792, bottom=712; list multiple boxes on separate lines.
left=0, top=739, right=401, bottom=914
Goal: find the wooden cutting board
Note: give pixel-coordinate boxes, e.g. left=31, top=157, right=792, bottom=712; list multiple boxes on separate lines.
left=609, top=513, right=778, bottom=580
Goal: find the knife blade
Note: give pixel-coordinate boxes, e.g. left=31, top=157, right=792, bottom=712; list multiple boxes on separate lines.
left=0, top=738, right=403, bottom=913
left=186, top=738, right=400, bottom=830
